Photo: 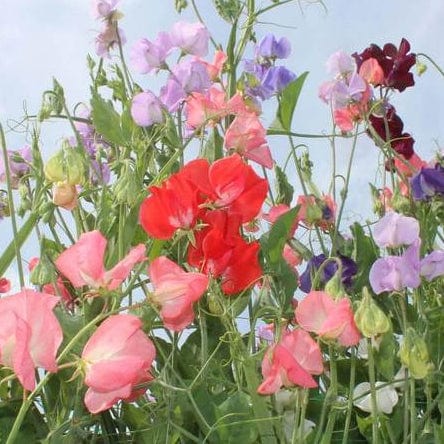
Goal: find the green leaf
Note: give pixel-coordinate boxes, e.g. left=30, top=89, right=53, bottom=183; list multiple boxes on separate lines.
left=202, top=127, right=223, bottom=162
left=351, top=222, right=379, bottom=291
left=90, top=91, right=126, bottom=146
left=274, top=164, right=294, bottom=205
left=0, top=212, right=39, bottom=276
left=374, top=324, right=396, bottom=380
left=270, top=72, right=309, bottom=132
left=214, top=392, right=258, bottom=443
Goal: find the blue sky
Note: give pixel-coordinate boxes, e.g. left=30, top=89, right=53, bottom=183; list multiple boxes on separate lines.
left=1, top=0, right=444, bottom=284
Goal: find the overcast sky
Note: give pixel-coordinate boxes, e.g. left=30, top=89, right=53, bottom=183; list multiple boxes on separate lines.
left=1, top=0, right=444, bottom=284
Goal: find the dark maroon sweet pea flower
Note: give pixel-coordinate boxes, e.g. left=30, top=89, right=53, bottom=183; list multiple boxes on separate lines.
left=410, top=164, right=444, bottom=200
left=368, top=106, right=414, bottom=159
left=299, top=254, right=357, bottom=293
left=353, top=38, right=415, bottom=92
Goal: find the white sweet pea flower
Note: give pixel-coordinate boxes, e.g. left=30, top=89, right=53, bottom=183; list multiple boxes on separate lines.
left=353, top=381, right=399, bottom=414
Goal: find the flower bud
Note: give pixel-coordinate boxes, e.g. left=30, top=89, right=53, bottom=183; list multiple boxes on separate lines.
left=324, top=271, right=345, bottom=299
left=30, top=255, right=56, bottom=286
left=52, top=182, right=78, bottom=211
left=354, top=287, right=390, bottom=338
left=416, top=61, right=427, bottom=76
left=114, top=161, right=141, bottom=206
left=399, top=328, right=433, bottom=379
left=44, top=145, right=86, bottom=185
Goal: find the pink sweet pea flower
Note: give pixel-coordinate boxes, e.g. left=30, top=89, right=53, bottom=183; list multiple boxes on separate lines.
left=257, top=329, right=323, bottom=394
left=95, top=23, right=126, bottom=58
left=0, top=277, right=10, bottom=293
left=92, top=0, right=119, bottom=20
left=169, top=21, right=209, bottom=57
left=359, top=58, right=384, bottom=85
left=200, top=50, right=227, bottom=80
left=149, top=256, right=209, bottom=331
left=82, top=314, right=155, bottom=414
left=224, top=113, right=273, bottom=169
left=55, top=231, right=145, bottom=290
left=372, top=211, right=420, bottom=248
left=0, top=289, right=63, bottom=391
left=295, top=291, right=360, bottom=347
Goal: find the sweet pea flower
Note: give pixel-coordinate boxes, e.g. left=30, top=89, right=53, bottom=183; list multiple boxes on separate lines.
left=95, top=24, right=126, bottom=58
left=257, top=329, right=323, bottom=394
left=92, top=0, right=119, bottom=20
left=0, top=145, right=32, bottom=188
left=55, top=231, right=146, bottom=290
left=81, top=314, right=155, bottom=414
left=420, top=250, right=444, bottom=281
left=255, top=34, right=291, bottom=60
left=410, top=164, right=444, bottom=200
left=372, top=211, right=420, bottom=248
left=326, top=51, right=355, bottom=77
left=169, top=21, right=209, bottom=57
left=295, top=291, right=360, bottom=347
left=369, top=239, right=421, bottom=294
left=224, top=112, right=273, bottom=169
left=353, top=382, right=399, bottom=414
left=200, top=50, right=227, bottom=80
left=0, top=277, right=11, bottom=293
left=131, top=91, right=164, bottom=127
left=130, top=33, right=172, bottom=74
left=149, top=256, right=209, bottom=331
left=0, top=289, right=63, bottom=391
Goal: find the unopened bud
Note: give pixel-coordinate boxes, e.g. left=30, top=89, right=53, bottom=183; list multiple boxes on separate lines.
left=30, top=255, right=56, bottom=286
left=53, top=182, right=78, bottom=211
left=354, top=287, right=390, bottom=338
left=44, top=145, right=86, bottom=185
left=399, top=328, right=433, bottom=379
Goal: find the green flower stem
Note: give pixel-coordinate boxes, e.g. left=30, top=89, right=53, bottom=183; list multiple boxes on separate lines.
left=298, top=388, right=309, bottom=443
left=331, top=126, right=359, bottom=253
left=0, top=123, right=25, bottom=287
left=291, top=389, right=302, bottom=444
left=341, top=347, right=357, bottom=444
left=367, top=338, right=379, bottom=444
left=234, top=0, right=255, bottom=67
left=115, top=23, right=134, bottom=96
left=409, top=376, right=416, bottom=444
left=403, top=368, right=409, bottom=444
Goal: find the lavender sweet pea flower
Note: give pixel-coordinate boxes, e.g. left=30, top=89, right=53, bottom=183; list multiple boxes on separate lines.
left=130, top=33, right=172, bottom=74
left=326, top=51, right=355, bottom=77
left=299, top=254, right=357, bottom=293
left=420, top=250, right=444, bottom=281
left=92, top=0, right=119, bottom=20
left=369, top=240, right=420, bottom=294
left=95, top=24, right=126, bottom=58
left=131, top=91, right=164, bottom=127
left=0, top=145, right=32, bottom=188
left=373, top=211, right=420, bottom=248
left=169, top=21, right=209, bottom=57
left=261, top=66, right=296, bottom=96
left=255, top=34, right=291, bottom=60
left=410, top=164, right=444, bottom=200
left=160, top=59, right=211, bottom=112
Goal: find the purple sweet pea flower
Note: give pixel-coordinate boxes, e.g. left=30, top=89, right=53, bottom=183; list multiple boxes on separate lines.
left=410, top=164, right=444, bottom=200
left=0, top=145, right=32, bottom=188
left=130, top=33, right=172, bottom=74
left=261, top=66, right=296, bottom=96
left=74, top=105, right=94, bottom=140
left=92, top=0, right=119, bottom=20
left=420, top=250, right=444, bottom=281
left=169, top=21, right=209, bottom=57
left=326, top=51, right=355, bottom=77
left=255, top=34, right=291, bottom=60
left=131, top=91, right=164, bottom=127
left=160, top=59, right=211, bottom=112
left=372, top=211, right=420, bottom=248
left=369, top=240, right=420, bottom=294
left=299, top=254, right=357, bottom=293
left=95, top=23, right=126, bottom=58
left=90, top=159, right=111, bottom=185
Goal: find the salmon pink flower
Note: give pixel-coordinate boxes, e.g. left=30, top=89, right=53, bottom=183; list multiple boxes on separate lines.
left=359, top=58, right=384, bottom=85
left=295, top=291, right=360, bottom=347
left=225, top=113, right=273, bottom=169
left=257, top=329, right=323, bottom=394
left=81, top=314, right=155, bottom=414
left=200, top=50, right=227, bottom=80
left=0, top=289, right=63, bottom=391
left=149, top=256, right=209, bottom=331
left=55, top=231, right=145, bottom=290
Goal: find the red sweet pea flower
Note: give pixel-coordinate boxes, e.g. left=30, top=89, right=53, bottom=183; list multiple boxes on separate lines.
left=295, top=291, right=360, bottom=347
left=0, top=277, right=11, bottom=293
left=55, top=230, right=145, bottom=290
left=257, top=329, right=323, bottom=394
left=209, top=154, right=268, bottom=223
left=140, top=171, right=200, bottom=239
left=82, top=314, right=155, bottom=414
left=149, top=256, right=209, bottom=331
left=0, top=289, right=63, bottom=391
